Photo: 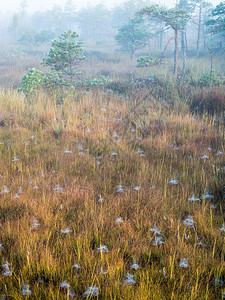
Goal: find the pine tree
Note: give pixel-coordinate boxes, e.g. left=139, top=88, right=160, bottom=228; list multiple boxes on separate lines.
left=42, top=30, right=86, bottom=83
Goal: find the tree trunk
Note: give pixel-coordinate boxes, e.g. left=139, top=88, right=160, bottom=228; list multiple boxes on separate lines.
left=205, top=43, right=213, bottom=90
left=203, top=25, right=206, bottom=49
left=174, top=28, right=178, bottom=76
left=185, top=29, right=188, bottom=53
left=131, top=26, right=135, bottom=61
left=181, top=30, right=186, bottom=75
left=160, top=26, right=163, bottom=50
left=160, top=36, right=175, bottom=61
left=196, top=0, right=202, bottom=57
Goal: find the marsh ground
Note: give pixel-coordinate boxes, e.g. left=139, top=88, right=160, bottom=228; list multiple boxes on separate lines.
left=0, top=53, right=225, bottom=299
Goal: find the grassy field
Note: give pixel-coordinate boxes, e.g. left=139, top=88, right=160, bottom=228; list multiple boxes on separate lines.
left=0, top=54, right=225, bottom=299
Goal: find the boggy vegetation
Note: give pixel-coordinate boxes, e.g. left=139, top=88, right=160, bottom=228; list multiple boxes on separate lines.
left=0, top=0, right=225, bottom=297
left=0, top=51, right=225, bottom=299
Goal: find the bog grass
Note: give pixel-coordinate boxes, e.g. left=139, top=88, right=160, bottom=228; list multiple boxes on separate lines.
left=0, top=54, right=225, bottom=299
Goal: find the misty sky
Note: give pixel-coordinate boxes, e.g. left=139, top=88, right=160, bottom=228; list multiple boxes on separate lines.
left=0, top=0, right=222, bottom=13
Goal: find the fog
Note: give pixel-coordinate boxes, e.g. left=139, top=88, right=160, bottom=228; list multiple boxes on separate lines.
left=0, top=0, right=224, bottom=82
left=0, top=0, right=222, bottom=13
left=0, top=0, right=123, bottom=13
left=3, top=0, right=135, bottom=13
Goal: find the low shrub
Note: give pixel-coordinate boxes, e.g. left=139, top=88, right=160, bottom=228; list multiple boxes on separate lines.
left=189, top=86, right=225, bottom=115
left=18, top=68, right=44, bottom=96
left=76, top=75, right=111, bottom=88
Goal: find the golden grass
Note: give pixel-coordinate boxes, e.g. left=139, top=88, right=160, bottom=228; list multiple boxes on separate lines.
left=0, top=85, right=224, bottom=299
